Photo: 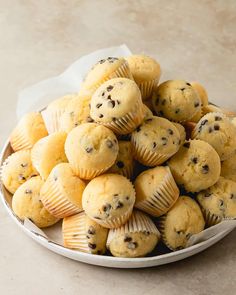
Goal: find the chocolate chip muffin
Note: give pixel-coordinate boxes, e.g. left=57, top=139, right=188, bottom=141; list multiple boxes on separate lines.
left=158, top=196, right=205, bottom=251
left=60, top=91, right=93, bottom=133
left=12, top=176, right=59, bottom=228
left=80, top=57, right=133, bottom=93
left=197, top=177, right=236, bottom=226
left=40, top=163, right=86, bottom=218
left=168, top=139, right=221, bottom=192
left=152, top=80, right=201, bottom=122
left=90, top=78, right=144, bottom=134
left=82, top=174, right=135, bottom=228
left=126, top=54, right=161, bottom=100
left=107, top=210, right=160, bottom=257
left=65, top=123, right=118, bottom=180
left=190, top=81, right=208, bottom=107
left=108, top=141, right=134, bottom=179
left=172, top=122, right=186, bottom=146
left=134, top=166, right=179, bottom=217
left=0, top=149, right=38, bottom=194
left=191, top=112, right=236, bottom=160
left=131, top=116, right=180, bottom=166
left=63, top=211, right=108, bottom=255
left=10, top=112, right=48, bottom=152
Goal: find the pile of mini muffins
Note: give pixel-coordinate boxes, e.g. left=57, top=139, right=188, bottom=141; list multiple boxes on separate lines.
left=1, top=54, right=236, bottom=258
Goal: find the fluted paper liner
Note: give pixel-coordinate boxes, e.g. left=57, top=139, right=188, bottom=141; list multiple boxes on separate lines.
left=31, top=136, right=48, bottom=176
left=106, top=210, right=160, bottom=249
left=101, top=99, right=144, bottom=135
left=42, top=108, right=64, bottom=134
left=40, top=174, right=82, bottom=218
left=62, top=212, right=90, bottom=252
left=135, top=168, right=179, bottom=217
left=10, top=126, right=33, bottom=151
left=138, top=78, right=159, bottom=101
left=70, top=165, right=111, bottom=180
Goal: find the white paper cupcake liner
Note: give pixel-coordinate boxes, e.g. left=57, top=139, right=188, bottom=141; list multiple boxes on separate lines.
left=91, top=205, right=133, bottom=229
left=102, top=99, right=144, bottom=135
left=71, top=165, right=110, bottom=180
left=10, top=127, right=33, bottom=151
left=135, top=167, right=179, bottom=217
left=31, top=136, right=48, bottom=176
left=42, top=109, right=64, bottom=134
left=40, top=174, right=82, bottom=218
left=62, top=212, right=90, bottom=252
left=131, top=138, right=169, bottom=166
left=106, top=210, right=160, bottom=249
left=138, top=78, right=159, bottom=101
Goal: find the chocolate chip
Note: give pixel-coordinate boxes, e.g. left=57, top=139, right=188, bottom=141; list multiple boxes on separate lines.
left=96, top=103, right=102, bottom=108
left=230, top=194, right=236, bottom=199
left=116, top=201, right=124, bottom=209
left=88, top=226, right=95, bottom=235
left=97, top=250, right=102, bottom=255
left=113, top=193, right=119, bottom=197
left=18, top=174, right=26, bottom=181
left=144, top=231, right=150, bottom=236
left=161, top=99, right=166, bottom=105
left=107, top=85, right=113, bottom=92
left=88, top=243, right=96, bottom=249
left=21, top=163, right=28, bottom=168
left=116, top=161, right=124, bottom=168
left=161, top=137, right=168, bottom=145
left=107, top=95, right=111, bottom=100
left=106, top=139, right=114, bottom=148
left=127, top=242, right=138, bottom=249
left=152, top=142, right=157, bottom=149
left=202, top=165, right=209, bottom=174
left=183, top=142, right=190, bottom=148
left=186, top=82, right=191, bottom=86
left=85, top=147, right=93, bottom=153
left=155, top=98, right=159, bottom=105
left=214, top=124, right=220, bottom=131
left=107, top=100, right=115, bottom=108
left=102, top=203, right=112, bottom=212
left=168, top=129, right=174, bottom=135
left=94, top=216, right=101, bottom=220
left=25, top=189, right=32, bottom=194
left=124, top=236, right=132, bottom=242
left=99, top=114, right=103, bottom=118
left=145, top=118, right=153, bottom=122
left=208, top=127, right=213, bottom=133
left=136, top=126, right=141, bottom=132
left=86, top=235, right=90, bottom=239
left=194, top=102, right=200, bottom=107
left=87, top=116, right=94, bottom=123
left=99, top=59, right=105, bottom=64
left=102, top=92, right=105, bottom=96
left=54, top=175, right=58, bottom=181
left=116, top=100, right=121, bottom=105
left=175, top=108, right=180, bottom=114
left=176, top=230, right=184, bottom=235
left=219, top=200, right=224, bottom=207
left=200, top=119, right=208, bottom=126
left=180, top=88, right=185, bottom=91
left=205, top=192, right=212, bottom=197
left=126, top=196, right=129, bottom=200
left=191, top=157, right=198, bottom=164
left=215, top=116, right=222, bottom=121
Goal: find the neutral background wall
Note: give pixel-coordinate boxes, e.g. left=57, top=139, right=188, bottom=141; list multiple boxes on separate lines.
left=0, top=1, right=236, bottom=294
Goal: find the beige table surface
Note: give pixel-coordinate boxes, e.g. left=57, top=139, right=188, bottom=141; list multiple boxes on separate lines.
left=0, top=1, right=236, bottom=294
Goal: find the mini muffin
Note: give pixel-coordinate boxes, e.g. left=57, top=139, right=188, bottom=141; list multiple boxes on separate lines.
left=142, top=104, right=153, bottom=120
left=108, top=141, right=134, bottom=179
left=191, top=112, right=236, bottom=160
left=90, top=78, right=144, bottom=135
left=131, top=116, right=180, bottom=166
left=172, top=122, right=186, bottom=146
left=82, top=174, right=135, bottom=228
left=80, top=57, right=133, bottom=93
left=107, top=210, right=160, bottom=258
left=126, top=55, right=161, bottom=100
left=40, top=163, right=86, bottom=218
left=158, top=196, right=205, bottom=251
left=190, top=81, right=208, bottom=107
left=134, top=166, right=179, bottom=217
left=10, top=112, right=48, bottom=152
left=0, top=150, right=38, bottom=194
left=60, top=91, right=94, bottom=133
left=12, top=176, right=59, bottom=228
left=152, top=80, right=201, bottom=122
left=42, top=94, right=73, bottom=134
left=221, top=151, right=236, bottom=182
left=65, top=123, right=118, bottom=180
left=197, top=177, right=236, bottom=226
left=31, top=132, right=68, bottom=180
left=62, top=211, right=108, bottom=254
left=168, top=140, right=221, bottom=192
left=202, top=104, right=236, bottom=118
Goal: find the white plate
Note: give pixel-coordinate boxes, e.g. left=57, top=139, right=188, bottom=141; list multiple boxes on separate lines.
left=0, top=140, right=235, bottom=268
